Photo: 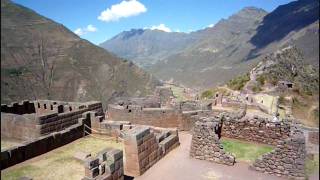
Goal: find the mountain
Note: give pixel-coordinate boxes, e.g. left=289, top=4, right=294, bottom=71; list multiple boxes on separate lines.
left=1, top=0, right=160, bottom=106
left=102, top=0, right=319, bottom=89
left=149, top=7, right=269, bottom=87
left=100, top=29, right=199, bottom=68
left=248, top=46, right=319, bottom=95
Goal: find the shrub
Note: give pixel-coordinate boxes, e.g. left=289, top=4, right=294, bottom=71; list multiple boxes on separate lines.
left=201, top=90, right=213, bottom=99
left=256, top=75, right=266, bottom=86
left=227, top=73, right=250, bottom=91
left=252, top=84, right=262, bottom=93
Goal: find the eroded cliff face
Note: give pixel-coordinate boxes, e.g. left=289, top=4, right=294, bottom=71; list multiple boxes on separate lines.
left=1, top=0, right=160, bottom=106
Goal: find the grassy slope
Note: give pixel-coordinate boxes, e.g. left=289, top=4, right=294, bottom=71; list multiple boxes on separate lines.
left=1, top=136, right=122, bottom=180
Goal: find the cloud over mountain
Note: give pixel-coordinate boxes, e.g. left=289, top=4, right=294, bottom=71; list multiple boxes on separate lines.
left=74, top=24, right=97, bottom=36
left=98, top=0, right=147, bottom=22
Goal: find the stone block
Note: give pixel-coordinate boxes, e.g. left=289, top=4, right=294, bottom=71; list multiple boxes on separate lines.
left=107, top=149, right=123, bottom=162
left=85, top=166, right=99, bottom=178
left=84, top=157, right=99, bottom=169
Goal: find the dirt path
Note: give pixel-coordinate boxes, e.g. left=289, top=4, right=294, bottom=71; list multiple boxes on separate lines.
left=135, top=132, right=286, bottom=180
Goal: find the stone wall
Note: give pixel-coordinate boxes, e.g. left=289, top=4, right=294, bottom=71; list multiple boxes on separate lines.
left=251, top=132, right=306, bottom=179
left=154, top=86, right=174, bottom=106
left=83, top=148, right=124, bottom=180
left=107, top=104, right=182, bottom=128
left=1, top=100, right=36, bottom=115
left=1, top=118, right=87, bottom=170
left=1, top=100, right=103, bottom=140
left=34, top=100, right=103, bottom=116
left=190, top=118, right=235, bottom=166
left=1, top=113, right=39, bottom=140
left=221, top=114, right=291, bottom=145
left=180, top=110, right=215, bottom=131
left=123, top=126, right=179, bottom=177
left=308, top=131, right=319, bottom=145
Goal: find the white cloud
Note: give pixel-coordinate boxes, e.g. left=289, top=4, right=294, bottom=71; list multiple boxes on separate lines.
left=98, top=0, right=147, bottom=22
left=208, top=24, right=215, bottom=28
left=74, top=24, right=98, bottom=36
left=150, top=24, right=172, bottom=32
left=86, top=24, right=97, bottom=32
left=74, top=28, right=85, bottom=36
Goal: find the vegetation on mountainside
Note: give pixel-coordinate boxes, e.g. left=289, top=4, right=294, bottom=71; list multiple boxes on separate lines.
left=227, top=73, right=250, bottom=91
left=251, top=84, right=262, bottom=93
left=256, top=75, right=266, bottom=86
left=200, top=87, right=231, bottom=99
left=2, top=67, right=30, bottom=77
left=201, top=90, right=214, bottom=99
left=1, top=0, right=159, bottom=105
left=221, top=138, right=273, bottom=163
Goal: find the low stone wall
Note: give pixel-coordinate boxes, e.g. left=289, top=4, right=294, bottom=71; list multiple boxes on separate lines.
left=83, top=148, right=124, bottom=180
left=190, top=119, right=235, bottom=166
left=0, top=118, right=87, bottom=170
left=107, top=104, right=182, bottom=128
left=123, top=126, right=179, bottom=177
left=251, top=132, right=306, bottom=179
left=222, top=115, right=291, bottom=145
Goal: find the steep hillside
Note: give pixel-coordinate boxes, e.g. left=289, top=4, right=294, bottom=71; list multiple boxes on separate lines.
left=100, top=29, right=199, bottom=68
left=250, top=0, right=319, bottom=49
left=1, top=0, right=160, bottom=106
left=103, top=0, right=319, bottom=89
left=249, top=46, right=319, bottom=95
left=149, top=7, right=268, bottom=87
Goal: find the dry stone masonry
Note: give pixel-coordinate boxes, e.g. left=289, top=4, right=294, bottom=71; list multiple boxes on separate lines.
left=251, top=131, right=307, bottom=179
left=190, top=117, right=235, bottom=166
left=83, top=148, right=124, bottom=180
left=123, top=126, right=179, bottom=177
left=221, top=113, right=291, bottom=145
left=1, top=100, right=103, bottom=140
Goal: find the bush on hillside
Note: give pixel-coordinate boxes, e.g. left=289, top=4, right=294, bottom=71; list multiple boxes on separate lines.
left=256, top=75, right=266, bottom=86
left=201, top=90, right=213, bottom=99
left=252, top=84, right=262, bottom=93
left=227, top=73, right=250, bottom=91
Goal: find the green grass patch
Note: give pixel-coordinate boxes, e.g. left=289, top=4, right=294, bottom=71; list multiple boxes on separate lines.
left=201, top=90, right=214, bottom=99
left=221, top=138, right=273, bottom=163
left=1, top=136, right=122, bottom=180
left=305, top=154, right=319, bottom=175
left=170, top=85, right=188, bottom=101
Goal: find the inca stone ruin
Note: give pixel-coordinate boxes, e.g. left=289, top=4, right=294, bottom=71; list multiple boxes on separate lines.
left=1, top=85, right=318, bottom=180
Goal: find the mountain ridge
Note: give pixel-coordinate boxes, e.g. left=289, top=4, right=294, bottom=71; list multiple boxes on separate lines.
left=1, top=0, right=160, bottom=107
left=101, top=0, right=318, bottom=88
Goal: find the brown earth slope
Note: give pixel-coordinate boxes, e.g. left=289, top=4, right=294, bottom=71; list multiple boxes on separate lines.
left=1, top=0, right=160, bottom=107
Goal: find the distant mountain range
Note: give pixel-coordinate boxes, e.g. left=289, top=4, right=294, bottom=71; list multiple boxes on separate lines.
left=101, top=0, right=319, bottom=88
left=1, top=0, right=160, bottom=106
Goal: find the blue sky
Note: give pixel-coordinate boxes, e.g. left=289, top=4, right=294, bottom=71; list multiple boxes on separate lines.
left=13, top=0, right=295, bottom=45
